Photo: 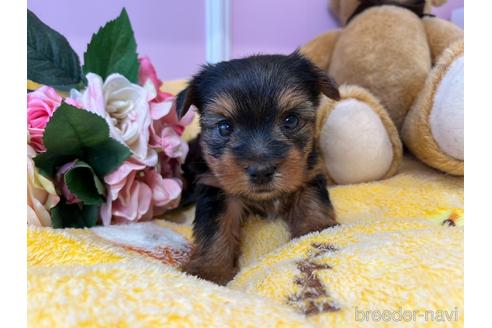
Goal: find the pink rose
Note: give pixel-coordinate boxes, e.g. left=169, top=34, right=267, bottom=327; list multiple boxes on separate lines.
left=27, top=86, right=63, bottom=152
left=100, top=156, right=182, bottom=225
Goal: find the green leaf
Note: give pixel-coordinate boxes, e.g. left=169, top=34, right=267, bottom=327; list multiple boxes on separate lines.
left=85, top=139, right=132, bottom=177
left=34, top=103, right=131, bottom=178
left=83, top=8, right=139, bottom=83
left=51, top=202, right=99, bottom=228
left=27, top=10, right=82, bottom=91
left=43, top=103, right=109, bottom=156
left=33, top=152, right=72, bottom=179
left=64, top=161, right=106, bottom=205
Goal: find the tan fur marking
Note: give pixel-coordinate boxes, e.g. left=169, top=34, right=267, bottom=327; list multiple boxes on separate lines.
left=203, top=151, right=251, bottom=197
left=284, top=182, right=337, bottom=238
left=206, top=94, right=236, bottom=118
left=202, top=141, right=322, bottom=201
left=184, top=197, right=244, bottom=285
left=274, top=148, right=308, bottom=194
left=277, top=88, right=313, bottom=114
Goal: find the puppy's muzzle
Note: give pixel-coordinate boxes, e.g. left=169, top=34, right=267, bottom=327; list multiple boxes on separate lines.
left=246, top=164, right=276, bottom=185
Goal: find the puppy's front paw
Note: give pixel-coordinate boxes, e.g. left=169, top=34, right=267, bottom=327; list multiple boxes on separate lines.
left=183, top=255, right=238, bottom=285
left=326, top=211, right=339, bottom=227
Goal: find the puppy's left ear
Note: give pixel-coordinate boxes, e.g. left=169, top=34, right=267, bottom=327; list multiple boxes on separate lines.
left=176, top=84, right=196, bottom=120
left=316, top=68, right=341, bottom=101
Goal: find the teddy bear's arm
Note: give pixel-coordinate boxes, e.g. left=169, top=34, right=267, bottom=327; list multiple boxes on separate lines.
left=300, top=30, right=341, bottom=70
left=423, top=17, right=463, bottom=65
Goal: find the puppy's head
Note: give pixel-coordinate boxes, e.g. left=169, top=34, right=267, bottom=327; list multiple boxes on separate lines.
left=177, top=51, right=339, bottom=200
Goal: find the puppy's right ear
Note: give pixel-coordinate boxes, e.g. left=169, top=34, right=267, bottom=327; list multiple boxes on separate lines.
left=176, top=84, right=196, bottom=120
left=316, top=69, right=341, bottom=101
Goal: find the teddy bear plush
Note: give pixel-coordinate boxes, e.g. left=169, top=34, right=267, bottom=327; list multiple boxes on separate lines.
left=300, top=0, right=464, bottom=184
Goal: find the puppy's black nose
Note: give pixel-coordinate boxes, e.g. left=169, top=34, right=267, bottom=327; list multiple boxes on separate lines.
left=247, top=164, right=276, bottom=185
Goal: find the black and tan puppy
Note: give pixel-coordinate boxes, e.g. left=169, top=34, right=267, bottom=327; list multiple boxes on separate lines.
left=177, top=51, right=340, bottom=285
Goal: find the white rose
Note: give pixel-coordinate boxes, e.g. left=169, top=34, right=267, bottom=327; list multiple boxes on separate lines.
left=71, top=73, right=157, bottom=166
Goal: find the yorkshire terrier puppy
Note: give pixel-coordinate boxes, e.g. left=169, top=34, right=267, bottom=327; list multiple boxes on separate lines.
left=177, top=51, right=340, bottom=285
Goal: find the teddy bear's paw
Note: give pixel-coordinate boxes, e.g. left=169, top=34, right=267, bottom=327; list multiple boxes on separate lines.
left=429, top=50, right=464, bottom=161
left=318, top=85, right=402, bottom=185
left=402, top=40, right=464, bottom=175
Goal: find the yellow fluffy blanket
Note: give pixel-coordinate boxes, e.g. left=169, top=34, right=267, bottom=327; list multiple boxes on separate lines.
left=27, top=81, right=464, bottom=327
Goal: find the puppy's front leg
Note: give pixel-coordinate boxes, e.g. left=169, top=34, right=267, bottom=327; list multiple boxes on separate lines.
left=285, top=174, right=338, bottom=238
left=183, top=185, right=244, bottom=285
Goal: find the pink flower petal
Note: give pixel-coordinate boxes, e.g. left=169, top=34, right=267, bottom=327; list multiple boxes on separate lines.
left=144, top=170, right=182, bottom=207
left=150, top=99, right=173, bottom=120
left=100, top=193, right=113, bottom=226
left=104, top=158, right=146, bottom=185
left=159, top=127, right=189, bottom=161
left=82, top=73, right=107, bottom=116
left=138, top=56, right=162, bottom=91
left=112, top=179, right=152, bottom=222
left=27, top=86, right=63, bottom=152
left=64, top=97, right=82, bottom=108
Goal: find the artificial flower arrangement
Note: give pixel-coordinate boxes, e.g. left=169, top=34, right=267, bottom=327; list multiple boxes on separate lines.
left=27, top=8, right=194, bottom=228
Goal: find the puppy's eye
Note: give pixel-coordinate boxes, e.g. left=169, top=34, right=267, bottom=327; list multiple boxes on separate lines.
left=283, top=114, right=299, bottom=130
left=218, top=120, right=233, bottom=137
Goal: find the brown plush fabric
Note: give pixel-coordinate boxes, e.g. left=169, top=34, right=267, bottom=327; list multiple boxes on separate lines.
left=401, top=40, right=464, bottom=175
left=300, top=30, right=341, bottom=70
left=423, top=17, right=464, bottom=64
left=328, top=6, right=432, bottom=130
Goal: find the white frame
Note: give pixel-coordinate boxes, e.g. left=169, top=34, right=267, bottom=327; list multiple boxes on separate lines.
left=205, top=0, right=231, bottom=63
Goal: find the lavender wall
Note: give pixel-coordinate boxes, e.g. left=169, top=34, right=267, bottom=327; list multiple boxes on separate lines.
left=28, top=0, right=463, bottom=80
left=28, top=0, right=206, bottom=80
left=232, top=0, right=464, bottom=58
left=231, top=0, right=339, bottom=58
